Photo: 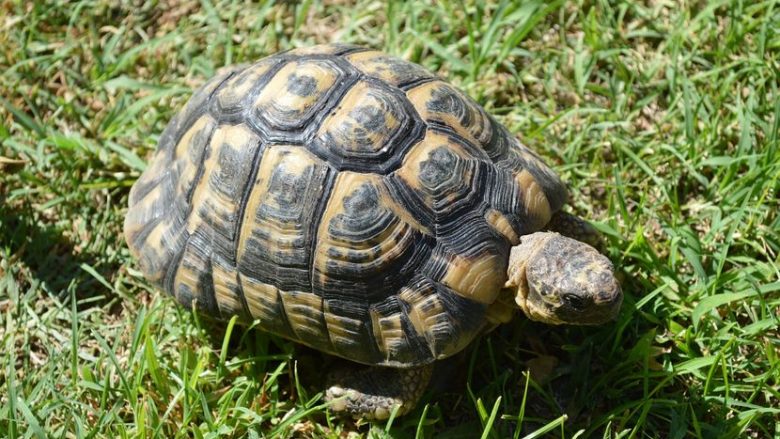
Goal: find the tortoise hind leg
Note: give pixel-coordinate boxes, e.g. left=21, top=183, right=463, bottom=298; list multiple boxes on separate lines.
left=545, top=210, right=605, bottom=251
left=325, top=363, right=434, bottom=420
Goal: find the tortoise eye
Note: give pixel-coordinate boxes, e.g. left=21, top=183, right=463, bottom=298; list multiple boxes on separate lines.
left=563, top=294, right=587, bottom=311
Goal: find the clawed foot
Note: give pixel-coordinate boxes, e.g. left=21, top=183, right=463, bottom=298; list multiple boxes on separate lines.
left=324, top=363, right=433, bottom=420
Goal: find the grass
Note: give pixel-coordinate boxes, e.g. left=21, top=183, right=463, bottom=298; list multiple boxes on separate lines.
left=1, top=0, right=779, bottom=437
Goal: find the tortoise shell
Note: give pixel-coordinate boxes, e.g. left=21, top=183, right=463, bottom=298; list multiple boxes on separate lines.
left=124, top=44, right=567, bottom=367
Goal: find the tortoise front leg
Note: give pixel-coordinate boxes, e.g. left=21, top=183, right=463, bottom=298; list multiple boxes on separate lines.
left=544, top=210, right=605, bottom=251
left=325, top=363, right=434, bottom=420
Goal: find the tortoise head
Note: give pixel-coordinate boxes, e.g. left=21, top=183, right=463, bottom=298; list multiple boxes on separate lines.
left=505, top=232, right=622, bottom=325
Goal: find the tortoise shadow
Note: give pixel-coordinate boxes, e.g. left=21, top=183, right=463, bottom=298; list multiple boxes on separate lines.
left=129, top=256, right=748, bottom=437
left=418, top=316, right=748, bottom=438
left=0, top=197, right=117, bottom=308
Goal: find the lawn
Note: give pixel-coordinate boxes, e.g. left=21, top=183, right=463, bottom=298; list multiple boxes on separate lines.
left=1, top=0, right=778, bottom=437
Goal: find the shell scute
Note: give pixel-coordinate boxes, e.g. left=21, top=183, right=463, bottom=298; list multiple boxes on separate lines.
left=239, top=276, right=291, bottom=335
left=126, top=46, right=573, bottom=367
left=237, top=145, right=332, bottom=292
left=172, top=230, right=216, bottom=312
left=252, top=58, right=352, bottom=133
left=407, top=81, right=492, bottom=147
left=178, top=65, right=243, bottom=128
left=186, top=124, right=260, bottom=242
left=345, top=50, right=436, bottom=87
left=399, top=276, right=485, bottom=359
left=212, top=254, right=246, bottom=317
left=497, top=143, right=568, bottom=216
left=215, top=60, right=277, bottom=113
left=309, top=80, right=424, bottom=173
left=285, top=43, right=366, bottom=56
left=124, top=115, right=217, bottom=287
left=279, top=290, right=330, bottom=348
left=313, top=173, right=433, bottom=303
left=323, top=299, right=377, bottom=363
left=392, top=130, right=487, bottom=229
left=368, top=296, right=433, bottom=365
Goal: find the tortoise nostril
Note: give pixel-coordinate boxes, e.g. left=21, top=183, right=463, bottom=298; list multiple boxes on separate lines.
left=563, top=293, right=587, bottom=311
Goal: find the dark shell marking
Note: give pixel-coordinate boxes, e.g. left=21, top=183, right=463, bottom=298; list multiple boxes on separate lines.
left=346, top=50, right=436, bottom=87
left=125, top=44, right=567, bottom=367
left=309, top=80, right=426, bottom=173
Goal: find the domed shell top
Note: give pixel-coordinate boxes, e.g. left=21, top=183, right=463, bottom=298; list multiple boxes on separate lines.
left=124, top=44, right=568, bottom=367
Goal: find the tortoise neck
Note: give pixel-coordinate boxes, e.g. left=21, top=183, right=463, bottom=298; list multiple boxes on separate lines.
left=504, top=232, right=557, bottom=317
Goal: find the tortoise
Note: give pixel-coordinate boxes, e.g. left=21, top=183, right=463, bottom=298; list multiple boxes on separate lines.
left=124, top=43, right=622, bottom=420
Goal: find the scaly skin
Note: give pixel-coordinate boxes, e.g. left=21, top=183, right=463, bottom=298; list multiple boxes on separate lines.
left=544, top=210, right=605, bottom=251
left=506, top=232, right=622, bottom=325
left=325, top=364, right=434, bottom=420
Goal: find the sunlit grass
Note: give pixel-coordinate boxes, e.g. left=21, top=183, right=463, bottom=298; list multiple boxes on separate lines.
left=1, top=0, right=778, bottom=437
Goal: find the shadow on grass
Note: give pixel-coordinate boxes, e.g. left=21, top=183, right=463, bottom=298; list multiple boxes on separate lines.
left=415, top=319, right=748, bottom=438
left=0, top=197, right=118, bottom=309
left=154, top=277, right=749, bottom=438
